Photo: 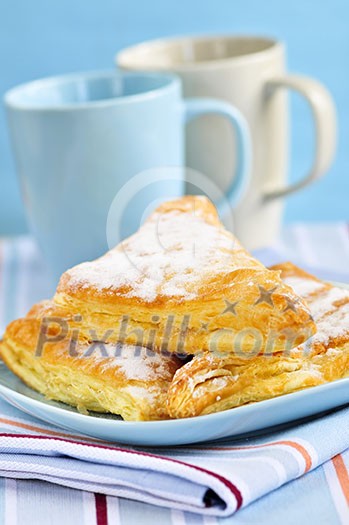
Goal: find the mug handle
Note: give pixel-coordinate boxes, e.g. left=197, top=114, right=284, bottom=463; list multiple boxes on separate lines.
left=263, top=74, right=337, bottom=201
left=183, top=98, right=252, bottom=213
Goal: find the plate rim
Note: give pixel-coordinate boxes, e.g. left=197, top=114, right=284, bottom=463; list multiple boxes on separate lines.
left=0, top=365, right=348, bottom=428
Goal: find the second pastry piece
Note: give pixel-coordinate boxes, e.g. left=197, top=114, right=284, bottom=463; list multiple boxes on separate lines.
left=55, top=196, right=315, bottom=356
left=167, top=263, right=349, bottom=418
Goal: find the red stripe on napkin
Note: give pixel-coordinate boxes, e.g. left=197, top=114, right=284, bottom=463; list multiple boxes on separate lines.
left=95, top=493, right=108, bottom=525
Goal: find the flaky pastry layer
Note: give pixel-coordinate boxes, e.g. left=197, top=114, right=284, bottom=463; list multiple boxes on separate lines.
left=167, top=263, right=349, bottom=418
left=1, top=317, right=181, bottom=421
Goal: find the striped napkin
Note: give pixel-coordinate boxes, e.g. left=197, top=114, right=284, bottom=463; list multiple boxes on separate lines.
left=0, top=397, right=348, bottom=518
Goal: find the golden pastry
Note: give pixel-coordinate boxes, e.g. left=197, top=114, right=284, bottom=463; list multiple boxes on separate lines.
left=52, top=196, right=315, bottom=356
left=1, top=311, right=181, bottom=421
left=167, top=262, right=349, bottom=418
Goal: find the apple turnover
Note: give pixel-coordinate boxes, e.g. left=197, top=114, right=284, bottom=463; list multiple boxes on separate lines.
left=167, top=263, right=349, bottom=418
left=1, top=309, right=181, bottom=421
left=53, top=196, right=315, bottom=357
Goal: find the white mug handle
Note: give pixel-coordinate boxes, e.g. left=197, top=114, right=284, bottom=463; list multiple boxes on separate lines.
left=263, top=74, right=337, bottom=201
left=183, top=98, right=252, bottom=212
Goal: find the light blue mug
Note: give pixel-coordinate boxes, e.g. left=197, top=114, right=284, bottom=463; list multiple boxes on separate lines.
left=5, top=71, right=251, bottom=279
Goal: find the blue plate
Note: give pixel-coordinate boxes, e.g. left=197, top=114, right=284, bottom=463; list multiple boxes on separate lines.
left=0, top=282, right=348, bottom=446
left=0, top=361, right=348, bottom=446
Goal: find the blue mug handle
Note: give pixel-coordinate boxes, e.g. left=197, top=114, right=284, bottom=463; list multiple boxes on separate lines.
left=183, top=98, right=252, bottom=215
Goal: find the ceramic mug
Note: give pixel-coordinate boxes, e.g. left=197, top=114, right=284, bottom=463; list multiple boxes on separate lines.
left=117, top=35, right=337, bottom=250
left=5, top=70, right=251, bottom=278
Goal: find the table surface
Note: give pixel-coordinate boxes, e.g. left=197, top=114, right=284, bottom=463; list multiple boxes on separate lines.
left=0, top=222, right=348, bottom=525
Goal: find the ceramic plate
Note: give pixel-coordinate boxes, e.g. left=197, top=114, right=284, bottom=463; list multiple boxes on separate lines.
left=0, top=282, right=348, bottom=446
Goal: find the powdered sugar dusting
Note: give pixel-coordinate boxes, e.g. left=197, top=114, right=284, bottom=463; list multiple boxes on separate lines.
left=284, top=276, right=325, bottom=297
left=306, top=363, right=323, bottom=378
left=309, top=287, right=349, bottom=320
left=325, top=347, right=341, bottom=356
left=65, top=208, right=252, bottom=302
left=79, top=343, right=175, bottom=381
left=297, top=283, right=349, bottom=348
left=313, top=303, right=349, bottom=344
left=124, top=385, right=158, bottom=403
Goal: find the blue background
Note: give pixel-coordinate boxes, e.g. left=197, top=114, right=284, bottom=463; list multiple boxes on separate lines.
left=1, top=0, right=348, bottom=234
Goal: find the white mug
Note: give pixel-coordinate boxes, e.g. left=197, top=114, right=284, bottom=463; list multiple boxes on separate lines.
left=117, top=35, right=337, bottom=250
